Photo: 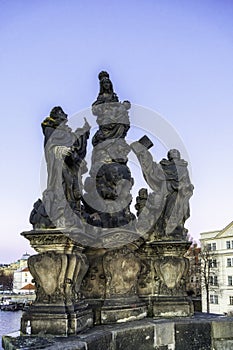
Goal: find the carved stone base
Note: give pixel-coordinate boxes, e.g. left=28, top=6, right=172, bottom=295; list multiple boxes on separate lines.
left=20, top=230, right=93, bottom=335
left=101, top=303, right=147, bottom=324
left=138, top=240, right=194, bottom=318
left=152, top=298, right=194, bottom=317
left=82, top=299, right=104, bottom=325
left=21, top=309, right=93, bottom=336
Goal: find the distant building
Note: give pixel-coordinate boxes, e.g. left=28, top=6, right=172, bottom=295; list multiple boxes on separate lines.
left=13, top=266, right=35, bottom=294
left=11, top=253, right=35, bottom=294
left=18, top=253, right=31, bottom=269
left=0, top=252, right=31, bottom=274
left=200, top=221, right=233, bottom=315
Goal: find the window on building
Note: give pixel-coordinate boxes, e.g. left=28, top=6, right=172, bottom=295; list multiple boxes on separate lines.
left=227, top=241, right=231, bottom=249
left=25, top=279, right=27, bottom=283
left=210, top=295, right=218, bottom=304
left=208, top=243, right=217, bottom=251
left=228, top=276, right=233, bottom=286
left=210, top=276, right=218, bottom=286
left=232, top=241, right=233, bottom=249
left=229, top=296, right=233, bottom=305
left=227, top=258, right=232, bottom=267
left=210, top=259, right=217, bottom=268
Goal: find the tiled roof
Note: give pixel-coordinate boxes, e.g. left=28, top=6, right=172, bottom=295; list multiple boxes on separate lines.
left=21, top=267, right=29, bottom=272
left=20, top=283, right=35, bottom=290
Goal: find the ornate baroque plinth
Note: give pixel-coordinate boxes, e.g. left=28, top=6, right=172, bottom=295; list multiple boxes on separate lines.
left=20, top=230, right=93, bottom=335
left=138, top=240, right=193, bottom=317
left=81, top=229, right=147, bottom=324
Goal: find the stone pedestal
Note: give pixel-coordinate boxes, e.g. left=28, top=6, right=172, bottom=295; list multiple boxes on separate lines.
left=101, top=244, right=147, bottom=323
left=138, top=240, right=193, bottom=317
left=80, top=247, right=106, bottom=325
left=20, top=230, right=93, bottom=335
left=81, top=229, right=147, bottom=324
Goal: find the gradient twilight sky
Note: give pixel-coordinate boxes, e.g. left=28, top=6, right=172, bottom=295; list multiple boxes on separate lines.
left=1, top=0, right=233, bottom=263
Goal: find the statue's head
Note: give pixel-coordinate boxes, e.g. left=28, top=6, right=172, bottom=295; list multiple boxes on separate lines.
left=98, top=71, right=113, bottom=94
left=138, top=188, right=148, bottom=199
left=167, top=149, right=181, bottom=161
left=50, top=106, right=68, bottom=122
left=98, top=71, right=109, bottom=81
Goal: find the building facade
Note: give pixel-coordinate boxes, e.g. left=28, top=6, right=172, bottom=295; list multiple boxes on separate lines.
left=200, top=222, right=233, bottom=315
left=12, top=253, right=35, bottom=294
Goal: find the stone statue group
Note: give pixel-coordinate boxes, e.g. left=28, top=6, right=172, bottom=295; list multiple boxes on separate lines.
left=20, top=71, right=195, bottom=335
left=30, top=71, right=194, bottom=242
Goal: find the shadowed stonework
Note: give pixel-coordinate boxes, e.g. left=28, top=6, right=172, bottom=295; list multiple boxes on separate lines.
left=3, top=315, right=233, bottom=349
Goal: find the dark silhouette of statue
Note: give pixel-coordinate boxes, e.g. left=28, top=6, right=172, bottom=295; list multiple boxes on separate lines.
left=91, top=71, right=130, bottom=147
left=131, top=141, right=193, bottom=239
left=92, top=71, right=119, bottom=106
left=29, top=73, right=193, bottom=240
left=82, top=72, right=135, bottom=229
left=30, top=106, right=90, bottom=228
left=158, top=149, right=194, bottom=237
left=29, top=199, right=55, bottom=229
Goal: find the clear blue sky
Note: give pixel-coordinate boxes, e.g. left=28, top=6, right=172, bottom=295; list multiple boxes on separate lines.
left=1, top=0, right=233, bottom=263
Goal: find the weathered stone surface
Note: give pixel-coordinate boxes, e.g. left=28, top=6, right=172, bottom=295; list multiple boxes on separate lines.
left=153, top=300, right=193, bottom=318
left=114, top=323, right=154, bottom=350
left=79, top=330, right=113, bottom=350
left=138, top=240, right=193, bottom=318
left=80, top=247, right=106, bottom=300
left=4, top=316, right=233, bottom=350
left=46, top=340, right=87, bottom=350
left=2, top=335, right=55, bottom=350
left=103, top=246, right=140, bottom=299
left=212, top=319, right=233, bottom=339
left=213, top=340, right=233, bottom=350
left=21, top=309, right=93, bottom=336
left=154, top=320, right=174, bottom=347
left=175, top=321, right=212, bottom=350
left=2, top=335, right=88, bottom=350
left=101, top=304, right=148, bottom=324
left=20, top=230, right=93, bottom=336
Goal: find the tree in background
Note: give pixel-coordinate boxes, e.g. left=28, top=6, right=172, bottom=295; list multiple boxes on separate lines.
left=200, top=244, right=218, bottom=313
left=185, top=243, right=201, bottom=297
left=0, top=270, right=13, bottom=291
